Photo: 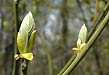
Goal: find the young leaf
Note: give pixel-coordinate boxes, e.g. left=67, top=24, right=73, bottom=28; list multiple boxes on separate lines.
left=18, top=11, right=35, bottom=53
left=78, top=24, right=87, bottom=43
left=28, top=30, right=37, bottom=51
left=17, top=32, right=24, bottom=53
left=20, top=53, right=33, bottom=60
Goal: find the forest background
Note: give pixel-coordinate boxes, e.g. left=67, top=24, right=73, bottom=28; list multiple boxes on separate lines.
left=0, top=0, right=109, bottom=75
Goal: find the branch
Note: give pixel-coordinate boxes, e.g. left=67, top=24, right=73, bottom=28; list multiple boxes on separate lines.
left=62, top=10, right=109, bottom=75
left=12, top=0, right=20, bottom=75
left=58, top=2, right=109, bottom=75
left=88, top=2, right=109, bottom=40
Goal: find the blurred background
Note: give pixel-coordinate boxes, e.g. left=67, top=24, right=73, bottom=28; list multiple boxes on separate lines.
left=0, top=0, right=109, bottom=75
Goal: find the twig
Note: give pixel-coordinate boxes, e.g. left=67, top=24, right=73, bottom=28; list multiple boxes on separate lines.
left=92, top=1, right=104, bottom=75
left=12, top=0, right=20, bottom=75
left=62, top=10, right=109, bottom=75
left=58, top=2, right=109, bottom=75
left=57, top=54, right=77, bottom=75
left=46, top=49, right=53, bottom=75
left=88, top=2, right=109, bottom=40
left=39, top=31, right=53, bottom=75
left=22, top=60, right=29, bottom=75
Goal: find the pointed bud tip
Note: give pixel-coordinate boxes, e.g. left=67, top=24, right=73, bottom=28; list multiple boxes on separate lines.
left=82, top=24, right=87, bottom=29
left=33, top=30, right=37, bottom=33
left=83, top=24, right=85, bottom=26
left=28, top=11, right=32, bottom=15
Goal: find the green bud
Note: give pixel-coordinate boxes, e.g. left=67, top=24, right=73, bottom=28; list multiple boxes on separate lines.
left=28, top=30, right=37, bottom=51
left=17, top=11, right=36, bottom=53
left=17, top=32, right=24, bottom=53
left=78, top=24, right=87, bottom=43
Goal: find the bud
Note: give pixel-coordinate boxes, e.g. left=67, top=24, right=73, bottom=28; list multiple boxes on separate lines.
left=15, top=11, right=36, bottom=60
left=72, top=24, right=87, bottom=52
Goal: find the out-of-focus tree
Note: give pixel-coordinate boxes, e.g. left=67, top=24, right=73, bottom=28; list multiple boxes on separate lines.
left=0, top=0, right=109, bottom=75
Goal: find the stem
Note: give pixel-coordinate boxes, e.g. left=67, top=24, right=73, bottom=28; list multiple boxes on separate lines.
left=61, top=0, right=68, bottom=43
left=12, top=0, right=20, bottom=75
left=58, top=54, right=77, bottom=75
left=15, top=59, right=22, bottom=75
left=60, top=0, right=69, bottom=74
left=93, top=0, right=98, bottom=21
left=46, top=49, right=53, bottom=75
left=88, top=2, right=109, bottom=40
left=92, top=1, right=104, bottom=75
left=57, top=2, right=109, bottom=75
left=22, top=60, right=29, bottom=75
left=62, top=11, right=109, bottom=75
left=39, top=32, right=53, bottom=75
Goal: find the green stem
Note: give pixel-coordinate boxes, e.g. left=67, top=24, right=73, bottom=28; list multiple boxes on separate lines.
left=58, top=54, right=77, bottom=75
left=39, top=32, right=53, bottom=75
left=57, top=2, right=109, bottom=75
left=22, top=60, right=29, bottom=75
left=88, top=2, right=108, bottom=74
left=12, top=0, right=20, bottom=75
left=88, top=2, right=109, bottom=40
left=15, top=59, right=22, bottom=75
left=46, top=49, right=53, bottom=75
left=62, top=11, right=109, bottom=75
